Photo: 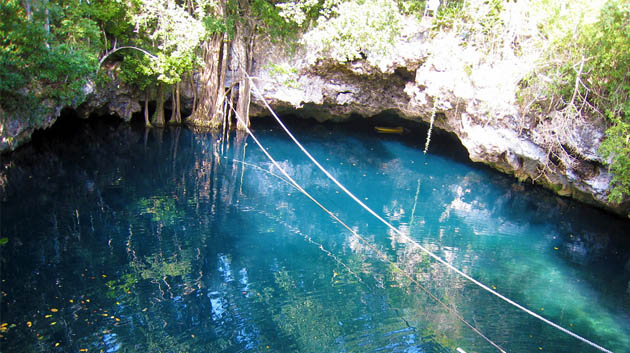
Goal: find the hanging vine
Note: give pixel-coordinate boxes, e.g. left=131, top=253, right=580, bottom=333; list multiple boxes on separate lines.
left=424, top=100, right=438, bottom=154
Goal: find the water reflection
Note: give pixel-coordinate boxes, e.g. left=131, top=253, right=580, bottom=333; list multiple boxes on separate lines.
left=0, top=116, right=629, bottom=352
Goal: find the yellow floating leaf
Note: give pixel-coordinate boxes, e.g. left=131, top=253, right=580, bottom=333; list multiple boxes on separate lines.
left=553, top=247, right=559, bottom=250
left=69, top=300, right=74, bottom=303
left=50, top=308, right=59, bottom=312
left=115, top=318, right=120, bottom=322
left=45, top=315, right=52, bottom=318
left=102, top=275, right=107, bottom=278
left=27, top=321, right=32, bottom=327
left=80, top=349, right=88, bottom=352
left=116, top=302, right=120, bottom=305
left=86, top=299, right=90, bottom=303
left=491, top=285, right=497, bottom=290
left=101, top=314, right=108, bottom=317
left=55, top=343, right=60, bottom=347
left=540, top=308, right=544, bottom=311
left=50, top=322, right=57, bottom=326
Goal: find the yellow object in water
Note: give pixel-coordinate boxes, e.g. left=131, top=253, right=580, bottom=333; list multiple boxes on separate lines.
left=374, top=126, right=405, bottom=134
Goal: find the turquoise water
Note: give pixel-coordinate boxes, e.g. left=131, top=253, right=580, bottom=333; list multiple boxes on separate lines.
left=1, top=116, right=629, bottom=353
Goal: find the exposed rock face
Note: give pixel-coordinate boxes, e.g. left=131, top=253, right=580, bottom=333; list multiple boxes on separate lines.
left=1, top=18, right=628, bottom=217
left=0, top=68, right=144, bottom=152
left=77, top=76, right=143, bottom=122
left=0, top=100, right=61, bottom=152
left=248, top=19, right=629, bottom=217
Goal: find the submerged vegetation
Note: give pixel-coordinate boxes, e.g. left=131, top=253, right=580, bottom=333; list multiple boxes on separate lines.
left=0, top=0, right=629, bottom=201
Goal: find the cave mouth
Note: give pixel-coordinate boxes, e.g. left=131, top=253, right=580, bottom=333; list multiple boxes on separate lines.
left=250, top=110, right=473, bottom=166
left=27, top=106, right=473, bottom=168
left=28, top=108, right=125, bottom=151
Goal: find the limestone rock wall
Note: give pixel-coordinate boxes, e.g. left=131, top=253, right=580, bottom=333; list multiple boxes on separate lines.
left=249, top=21, right=629, bottom=217
left=1, top=19, right=628, bottom=217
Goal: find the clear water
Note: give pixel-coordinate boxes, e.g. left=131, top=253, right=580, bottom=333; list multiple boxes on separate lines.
left=1, top=116, right=629, bottom=353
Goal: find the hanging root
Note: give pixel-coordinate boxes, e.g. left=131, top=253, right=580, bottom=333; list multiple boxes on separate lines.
left=424, top=101, right=437, bottom=154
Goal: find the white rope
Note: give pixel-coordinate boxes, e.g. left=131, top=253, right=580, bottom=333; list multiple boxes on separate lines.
left=226, top=100, right=506, bottom=352
left=246, top=74, right=614, bottom=353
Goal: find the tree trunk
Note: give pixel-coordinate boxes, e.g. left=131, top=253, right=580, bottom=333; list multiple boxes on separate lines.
left=44, top=1, right=50, bottom=34
left=212, top=37, right=230, bottom=127
left=144, top=89, right=152, bottom=127
left=189, top=72, right=197, bottom=115
left=190, top=34, right=227, bottom=127
left=189, top=0, right=233, bottom=128
left=174, top=81, right=182, bottom=124
left=152, top=84, right=165, bottom=127
left=23, top=0, right=32, bottom=20
left=232, top=5, right=255, bottom=131
left=170, top=85, right=176, bottom=124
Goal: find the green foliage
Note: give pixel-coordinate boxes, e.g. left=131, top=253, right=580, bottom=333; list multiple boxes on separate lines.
left=432, top=0, right=466, bottom=30
left=600, top=119, right=630, bottom=202
left=264, top=0, right=328, bottom=38
left=585, top=1, right=630, bottom=114
left=89, top=0, right=134, bottom=42
left=0, top=0, right=106, bottom=125
left=204, top=13, right=232, bottom=36
left=253, top=0, right=295, bottom=38
left=529, top=0, right=630, bottom=201
left=588, top=1, right=630, bottom=202
left=396, top=0, right=425, bottom=16
left=266, top=62, right=300, bottom=88
left=432, top=0, right=505, bottom=43
left=130, top=0, right=206, bottom=85
left=304, top=0, right=403, bottom=63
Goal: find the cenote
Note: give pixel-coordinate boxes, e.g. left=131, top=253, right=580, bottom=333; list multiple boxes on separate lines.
left=1, top=114, right=629, bottom=353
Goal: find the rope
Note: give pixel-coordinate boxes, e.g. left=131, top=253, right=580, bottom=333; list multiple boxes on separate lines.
left=226, top=100, right=506, bottom=352
left=224, top=167, right=422, bottom=340
left=246, top=74, right=614, bottom=353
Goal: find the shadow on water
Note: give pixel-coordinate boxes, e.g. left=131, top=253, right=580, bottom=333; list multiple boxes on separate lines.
left=0, top=111, right=629, bottom=353
left=250, top=112, right=474, bottom=168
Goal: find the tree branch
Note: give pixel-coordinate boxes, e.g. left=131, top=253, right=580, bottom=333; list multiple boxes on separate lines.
left=97, top=45, right=157, bottom=73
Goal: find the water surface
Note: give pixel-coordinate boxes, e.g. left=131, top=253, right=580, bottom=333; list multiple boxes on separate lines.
left=1, top=116, right=629, bottom=352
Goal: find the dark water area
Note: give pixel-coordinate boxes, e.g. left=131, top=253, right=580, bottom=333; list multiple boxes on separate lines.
left=1, top=115, right=629, bottom=353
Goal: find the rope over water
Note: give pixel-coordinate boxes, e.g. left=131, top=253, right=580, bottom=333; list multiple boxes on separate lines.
left=226, top=99, right=506, bottom=352
left=244, top=73, right=614, bottom=353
